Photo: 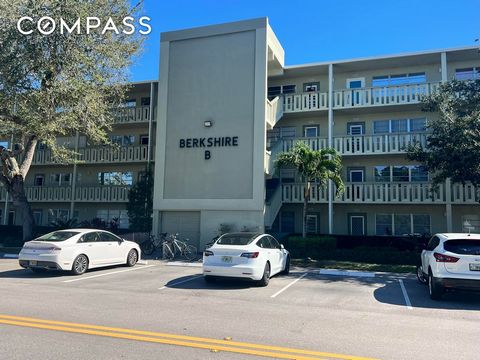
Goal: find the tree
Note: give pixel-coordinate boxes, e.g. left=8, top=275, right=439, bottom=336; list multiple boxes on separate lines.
left=0, top=1, right=144, bottom=240
left=275, top=142, right=344, bottom=238
left=127, top=168, right=153, bottom=232
left=407, top=79, right=480, bottom=188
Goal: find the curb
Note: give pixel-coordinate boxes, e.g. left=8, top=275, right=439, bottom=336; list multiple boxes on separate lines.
left=319, top=268, right=375, bottom=278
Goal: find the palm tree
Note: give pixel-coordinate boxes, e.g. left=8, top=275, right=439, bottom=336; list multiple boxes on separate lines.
left=275, top=142, right=344, bottom=238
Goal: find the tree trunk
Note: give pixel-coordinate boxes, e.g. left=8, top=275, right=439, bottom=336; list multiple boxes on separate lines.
left=10, top=175, right=34, bottom=241
left=302, top=181, right=311, bottom=239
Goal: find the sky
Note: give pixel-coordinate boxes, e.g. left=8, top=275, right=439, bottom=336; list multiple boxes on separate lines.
left=129, top=0, right=480, bottom=82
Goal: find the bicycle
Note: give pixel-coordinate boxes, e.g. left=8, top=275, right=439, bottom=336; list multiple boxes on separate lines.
left=141, top=233, right=168, bottom=256
left=162, top=233, right=197, bottom=261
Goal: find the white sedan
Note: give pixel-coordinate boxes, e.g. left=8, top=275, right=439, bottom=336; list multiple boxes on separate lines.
left=19, top=229, right=141, bottom=275
left=202, top=233, right=290, bottom=286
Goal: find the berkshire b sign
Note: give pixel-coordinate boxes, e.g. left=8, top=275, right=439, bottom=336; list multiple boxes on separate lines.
left=179, top=136, right=239, bottom=160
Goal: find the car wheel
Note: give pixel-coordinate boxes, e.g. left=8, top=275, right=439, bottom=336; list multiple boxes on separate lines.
left=257, top=262, right=271, bottom=287
left=428, top=271, right=443, bottom=300
left=282, top=256, right=290, bottom=275
left=204, top=275, right=216, bottom=283
left=416, top=265, right=427, bottom=284
left=126, top=249, right=138, bottom=267
left=31, top=268, right=47, bottom=274
left=71, top=254, right=88, bottom=275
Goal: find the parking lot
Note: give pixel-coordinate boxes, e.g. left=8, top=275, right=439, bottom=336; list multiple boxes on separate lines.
left=1, top=258, right=479, bottom=360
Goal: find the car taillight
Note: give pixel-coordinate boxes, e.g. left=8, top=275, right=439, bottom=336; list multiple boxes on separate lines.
left=240, top=252, right=259, bottom=258
left=434, top=252, right=459, bottom=263
left=204, top=250, right=214, bottom=256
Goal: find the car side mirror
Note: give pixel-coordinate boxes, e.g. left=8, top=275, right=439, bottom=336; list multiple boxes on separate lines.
left=280, top=244, right=284, bottom=249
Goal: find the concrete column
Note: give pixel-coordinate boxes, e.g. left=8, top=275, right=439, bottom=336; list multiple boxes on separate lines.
left=70, top=131, right=79, bottom=218
left=441, top=52, right=452, bottom=232
left=328, top=63, right=334, bottom=234
left=152, top=210, right=161, bottom=236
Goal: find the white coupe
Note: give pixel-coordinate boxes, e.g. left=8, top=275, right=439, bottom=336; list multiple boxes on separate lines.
left=19, top=229, right=141, bottom=275
left=202, top=233, right=290, bottom=286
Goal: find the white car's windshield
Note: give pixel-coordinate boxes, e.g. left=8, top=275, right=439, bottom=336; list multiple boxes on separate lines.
left=217, top=233, right=258, bottom=246
left=35, top=231, right=80, bottom=242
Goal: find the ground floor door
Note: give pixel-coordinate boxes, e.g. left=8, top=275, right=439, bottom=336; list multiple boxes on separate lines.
left=350, top=215, right=365, bottom=236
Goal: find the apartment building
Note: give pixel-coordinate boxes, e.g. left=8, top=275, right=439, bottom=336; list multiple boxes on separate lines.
left=1, top=18, right=479, bottom=247
left=0, top=81, right=158, bottom=229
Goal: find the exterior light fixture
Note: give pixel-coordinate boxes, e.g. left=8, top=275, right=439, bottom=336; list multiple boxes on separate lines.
left=204, top=120, right=213, bottom=128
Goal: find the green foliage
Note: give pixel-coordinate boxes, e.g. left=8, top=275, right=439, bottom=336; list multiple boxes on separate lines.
left=407, top=79, right=480, bottom=187
left=275, top=142, right=344, bottom=195
left=127, top=168, right=153, bottom=232
left=50, top=217, right=79, bottom=229
left=0, top=0, right=144, bottom=164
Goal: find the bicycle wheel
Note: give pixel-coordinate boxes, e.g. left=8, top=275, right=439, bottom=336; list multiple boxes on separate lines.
left=141, top=241, right=155, bottom=256
left=162, top=242, right=175, bottom=260
left=183, top=244, right=197, bottom=261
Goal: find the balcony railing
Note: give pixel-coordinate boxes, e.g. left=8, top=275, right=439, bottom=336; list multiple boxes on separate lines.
left=279, top=82, right=440, bottom=113
left=112, top=106, right=155, bottom=123
left=0, top=186, right=131, bottom=202
left=282, top=182, right=446, bottom=204
left=32, top=145, right=153, bottom=165
left=279, top=133, right=427, bottom=155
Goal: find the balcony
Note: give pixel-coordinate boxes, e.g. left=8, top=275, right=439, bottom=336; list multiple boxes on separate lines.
left=280, top=82, right=440, bottom=114
left=281, top=182, right=480, bottom=204
left=32, top=145, right=153, bottom=165
left=0, top=186, right=131, bottom=203
left=112, top=106, right=155, bottom=124
left=278, top=133, right=427, bottom=155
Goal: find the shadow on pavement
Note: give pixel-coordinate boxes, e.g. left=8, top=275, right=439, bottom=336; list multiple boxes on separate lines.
left=0, top=264, right=130, bottom=279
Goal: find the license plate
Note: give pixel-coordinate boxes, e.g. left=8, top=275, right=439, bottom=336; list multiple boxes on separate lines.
left=221, top=256, right=232, bottom=264
left=469, top=263, right=480, bottom=271
left=30, top=260, right=37, bottom=266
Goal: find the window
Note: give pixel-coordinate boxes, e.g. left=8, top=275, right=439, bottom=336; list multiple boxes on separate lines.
left=374, top=166, right=391, bottom=182
left=34, top=175, right=45, bottom=187
left=348, top=123, right=364, bottom=135
left=99, top=232, right=121, bottom=242
left=47, top=209, right=69, bottom=224
left=140, top=135, right=149, bottom=145
left=8, top=211, right=15, bottom=225
left=267, top=85, right=297, bottom=99
left=121, top=99, right=136, bottom=108
left=455, top=67, right=480, bottom=81
left=217, top=233, right=257, bottom=246
left=98, top=172, right=133, bottom=186
left=376, top=214, right=393, bottom=235
left=50, top=173, right=71, bottom=186
left=282, top=85, right=296, bottom=94
left=0, top=141, right=9, bottom=149
left=304, top=126, right=318, bottom=138
left=33, top=210, right=43, bottom=226
left=375, top=165, right=428, bottom=182
left=141, top=97, right=151, bottom=106
left=303, top=82, right=320, bottom=92
left=306, top=215, right=318, bottom=234
left=81, top=232, right=100, bottom=243
left=372, top=73, right=426, bottom=87
left=37, top=231, right=80, bottom=242
left=462, top=215, right=480, bottom=233
left=347, top=78, right=365, bottom=89
left=110, top=135, right=135, bottom=146
left=257, top=236, right=272, bottom=249
left=426, top=236, right=440, bottom=251
left=376, top=214, right=430, bottom=236
left=349, top=169, right=364, bottom=182
left=373, top=118, right=426, bottom=134
left=444, top=240, right=480, bottom=255
left=269, top=236, right=281, bottom=249
left=266, top=126, right=296, bottom=148
left=96, top=209, right=129, bottom=229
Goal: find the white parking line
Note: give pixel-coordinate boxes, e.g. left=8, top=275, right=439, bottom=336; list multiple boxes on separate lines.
left=158, top=274, right=203, bottom=290
left=63, top=265, right=156, bottom=283
left=399, top=279, right=413, bottom=310
left=270, top=273, right=308, bottom=298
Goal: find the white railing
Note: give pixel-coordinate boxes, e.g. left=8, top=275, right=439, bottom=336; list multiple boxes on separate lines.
left=264, top=150, right=273, bottom=176
left=279, top=82, right=440, bottom=113
left=266, top=96, right=283, bottom=129
left=333, top=82, right=440, bottom=109
left=452, top=183, right=480, bottom=203
left=283, top=91, right=328, bottom=113
left=282, top=182, right=445, bottom=204
left=112, top=106, right=154, bottom=123
left=265, top=185, right=283, bottom=228
left=277, top=133, right=427, bottom=155
left=6, top=186, right=132, bottom=202
left=32, top=145, right=153, bottom=165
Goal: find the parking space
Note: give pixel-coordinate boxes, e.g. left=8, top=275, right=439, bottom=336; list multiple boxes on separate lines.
left=1, top=258, right=480, bottom=312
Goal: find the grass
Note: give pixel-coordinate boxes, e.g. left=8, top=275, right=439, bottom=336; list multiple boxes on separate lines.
left=291, top=258, right=416, bottom=274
